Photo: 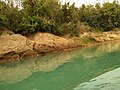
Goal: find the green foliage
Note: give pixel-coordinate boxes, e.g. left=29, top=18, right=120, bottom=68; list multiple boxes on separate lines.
left=0, top=1, right=8, bottom=27
left=58, top=22, right=79, bottom=36
left=79, top=1, right=120, bottom=31
left=0, top=14, right=8, bottom=27
left=82, top=36, right=96, bottom=43
left=0, top=0, right=120, bottom=36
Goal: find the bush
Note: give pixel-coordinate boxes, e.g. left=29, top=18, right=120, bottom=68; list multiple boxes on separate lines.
left=58, top=22, right=80, bottom=36
left=15, top=16, right=59, bottom=35
left=1, top=0, right=120, bottom=37
left=0, top=14, right=8, bottom=27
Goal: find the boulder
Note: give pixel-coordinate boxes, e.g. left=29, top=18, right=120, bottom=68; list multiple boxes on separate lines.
left=33, top=33, right=74, bottom=53
left=0, top=34, right=36, bottom=61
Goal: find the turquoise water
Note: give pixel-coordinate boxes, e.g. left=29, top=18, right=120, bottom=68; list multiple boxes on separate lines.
left=0, top=42, right=120, bottom=90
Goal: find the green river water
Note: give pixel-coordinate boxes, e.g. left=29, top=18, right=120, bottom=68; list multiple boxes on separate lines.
left=0, top=42, right=120, bottom=90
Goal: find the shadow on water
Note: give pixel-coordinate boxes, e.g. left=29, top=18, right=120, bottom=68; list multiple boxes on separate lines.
left=0, top=42, right=120, bottom=90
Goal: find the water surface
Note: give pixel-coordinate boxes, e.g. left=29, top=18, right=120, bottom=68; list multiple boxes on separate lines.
left=0, top=42, right=120, bottom=90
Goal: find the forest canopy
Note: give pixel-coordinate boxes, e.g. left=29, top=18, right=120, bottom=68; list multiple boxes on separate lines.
left=0, top=0, right=120, bottom=36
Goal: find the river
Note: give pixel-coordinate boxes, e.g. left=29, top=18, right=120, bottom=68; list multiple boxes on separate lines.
left=0, top=42, right=120, bottom=90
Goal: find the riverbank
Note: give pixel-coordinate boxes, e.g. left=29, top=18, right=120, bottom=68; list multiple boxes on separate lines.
left=0, top=30, right=120, bottom=63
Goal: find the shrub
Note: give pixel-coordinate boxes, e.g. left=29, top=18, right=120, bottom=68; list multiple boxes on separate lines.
left=58, top=22, right=80, bottom=36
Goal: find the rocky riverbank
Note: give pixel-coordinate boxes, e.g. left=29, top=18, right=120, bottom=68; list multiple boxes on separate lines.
left=0, top=30, right=120, bottom=62
left=0, top=32, right=80, bottom=62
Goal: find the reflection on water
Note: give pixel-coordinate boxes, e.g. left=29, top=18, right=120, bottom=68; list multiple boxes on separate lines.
left=0, top=51, right=76, bottom=84
left=0, top=42, right=120, bottom=90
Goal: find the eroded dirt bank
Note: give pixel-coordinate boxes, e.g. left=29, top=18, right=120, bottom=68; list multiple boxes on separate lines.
left=0, top=31, right=120, bottom=62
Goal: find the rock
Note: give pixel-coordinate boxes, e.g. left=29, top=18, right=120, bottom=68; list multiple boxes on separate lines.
left=0, top=28, right=14, bottom=36
left=0, top=32, right=75, bottom=62
left=1, top=31, right=120, bottom=62
left=109, top=34, right=119, bottom=39
left=0, top=34, right=36, bottom=61
left=33, top=33, right=74, bottom=53
left=105, top=37, right=111, bottom=41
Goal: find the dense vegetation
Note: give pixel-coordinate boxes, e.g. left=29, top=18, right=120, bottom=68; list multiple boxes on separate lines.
left=0, top=0, right=120, bottom=36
